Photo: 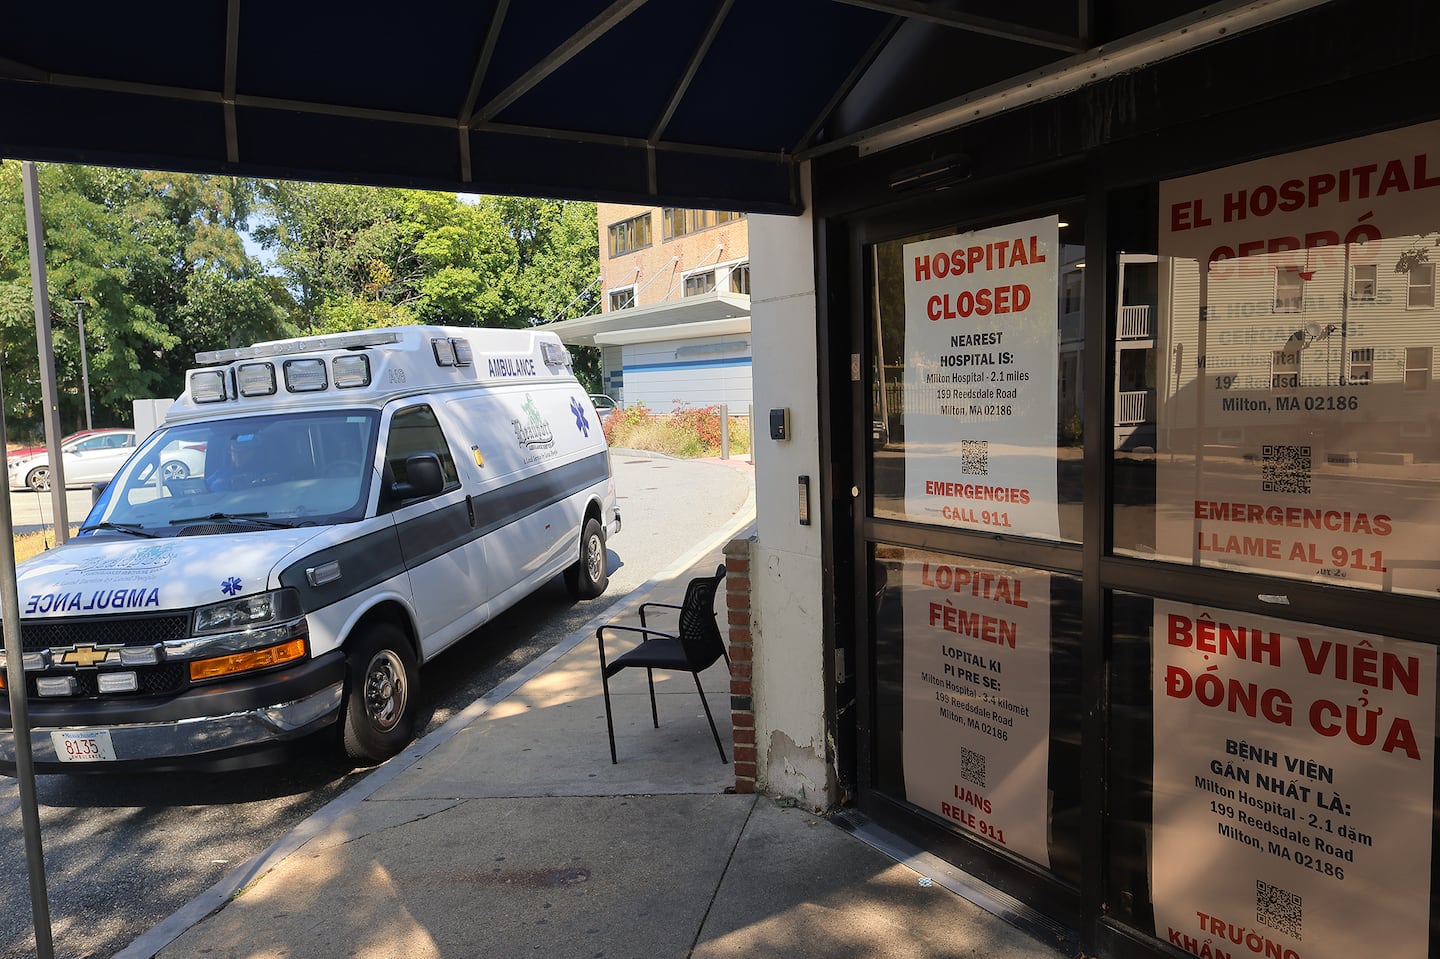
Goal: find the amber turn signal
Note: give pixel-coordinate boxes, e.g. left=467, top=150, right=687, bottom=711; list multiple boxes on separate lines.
left=189, top=638, right=307, bottom=681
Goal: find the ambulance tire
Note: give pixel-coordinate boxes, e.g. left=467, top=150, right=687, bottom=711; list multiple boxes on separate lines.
left=564, top=517, right=608, bottom=600
left=341, top=624, right=419, bottom=765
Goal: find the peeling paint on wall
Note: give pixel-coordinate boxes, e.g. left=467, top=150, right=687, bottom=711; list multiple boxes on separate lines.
left=766, top=730, right=835, bottom=811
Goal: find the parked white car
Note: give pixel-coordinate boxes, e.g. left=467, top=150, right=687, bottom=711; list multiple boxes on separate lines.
left=8, top=429, right=138, bottom=492
left=7, top=429, right=205, bottom=492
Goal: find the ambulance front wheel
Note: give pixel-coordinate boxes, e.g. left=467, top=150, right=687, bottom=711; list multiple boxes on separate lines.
left=341, top=623, right=419, bottom=765
left=564, top=517, right=608, bottom=600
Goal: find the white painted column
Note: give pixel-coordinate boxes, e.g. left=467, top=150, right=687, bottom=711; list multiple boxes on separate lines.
left=746, top=164, right=833, bottom=807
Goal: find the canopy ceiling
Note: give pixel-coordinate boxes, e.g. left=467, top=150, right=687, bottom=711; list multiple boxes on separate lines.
left=0, top=0, right=1320, bottom=214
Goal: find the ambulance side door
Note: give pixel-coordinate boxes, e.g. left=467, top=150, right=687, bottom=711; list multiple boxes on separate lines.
left=378, top=402, right=487, bottom=654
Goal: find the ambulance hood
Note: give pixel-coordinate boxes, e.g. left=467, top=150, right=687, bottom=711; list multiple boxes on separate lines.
left=16, top=528, right=329, bottom=619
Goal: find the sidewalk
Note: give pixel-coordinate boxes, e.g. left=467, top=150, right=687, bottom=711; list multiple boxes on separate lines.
left=118, top=522, right=1069, bottom=959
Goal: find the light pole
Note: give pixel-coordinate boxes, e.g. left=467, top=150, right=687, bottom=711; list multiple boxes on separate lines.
left=71, top=298, right=92, bottom=430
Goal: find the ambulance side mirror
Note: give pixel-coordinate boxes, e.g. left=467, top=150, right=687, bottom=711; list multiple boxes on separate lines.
left=385, top=453, right=445, bottom=503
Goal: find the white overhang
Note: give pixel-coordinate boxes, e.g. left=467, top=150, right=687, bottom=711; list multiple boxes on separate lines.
left=545, top=291, right=751, bottom=348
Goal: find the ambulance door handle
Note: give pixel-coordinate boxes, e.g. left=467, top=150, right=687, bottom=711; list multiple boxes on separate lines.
left=466, top=494, right=477, bottom=528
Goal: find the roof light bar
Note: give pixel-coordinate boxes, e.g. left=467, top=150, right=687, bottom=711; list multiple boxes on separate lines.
left=452, top=338, right=473, bottom=367
left=237, top=362, right=277, bottom=397
left=283, top=358, right=328, bottom=392
left=196, top=329, right=400, bottom=365
left=333, top=354, right=372, bottom=388
left=190, top=369, right=229, bottom=403
left=430, top=336, right=474, bottom=368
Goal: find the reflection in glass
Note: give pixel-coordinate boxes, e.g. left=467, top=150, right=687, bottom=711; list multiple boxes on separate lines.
left=1115, top=230, right=1440, bottom=598
left=869, top=208, right=1086, bottom=542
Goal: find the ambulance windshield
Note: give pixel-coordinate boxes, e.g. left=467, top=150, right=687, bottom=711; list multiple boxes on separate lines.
left=87, top=410, right=381, bottom=533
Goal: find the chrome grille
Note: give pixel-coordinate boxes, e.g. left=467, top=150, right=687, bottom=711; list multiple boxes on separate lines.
left=20, top=614, right=190, bottom=653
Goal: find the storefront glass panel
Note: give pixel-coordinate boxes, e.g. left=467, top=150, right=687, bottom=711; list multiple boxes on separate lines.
left=1108, top=590, right=1438, bottom=957
left=870, top=205, right=1087, bottom=543
left=871, top=545, right=1083, bottom=884
left=1113, top=120, right=1440, bottom=598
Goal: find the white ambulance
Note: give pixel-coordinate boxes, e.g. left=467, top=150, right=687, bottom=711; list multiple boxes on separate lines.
left=0, top=325, right=620, bottom=772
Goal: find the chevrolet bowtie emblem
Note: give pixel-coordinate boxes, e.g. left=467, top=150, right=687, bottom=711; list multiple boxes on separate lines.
left=58, top=644, right=115, bottom=668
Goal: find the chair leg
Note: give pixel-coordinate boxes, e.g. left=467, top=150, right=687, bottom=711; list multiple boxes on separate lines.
left=601, top=669, right=618, bottom=764
left=646, top=667, right=659, bottom=728
left=693, top=672, right=728, bottom=764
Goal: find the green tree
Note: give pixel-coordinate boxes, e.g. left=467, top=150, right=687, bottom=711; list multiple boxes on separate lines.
left=256, top=184, right=599, bottom=373
left=409, top=191, right=520, bottom=325
left=0, top=168, right=601, bottom=434
left=0, top=162, right=290, bottom=435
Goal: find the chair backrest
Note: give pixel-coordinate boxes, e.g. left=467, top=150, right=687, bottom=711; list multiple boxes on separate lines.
left=676, top=564, right=727, bottom=670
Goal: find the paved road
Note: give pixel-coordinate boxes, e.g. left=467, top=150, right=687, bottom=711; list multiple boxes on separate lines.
left=5, top=487, right=98, bottom=536
left=0, top=453, right=754, bottom=959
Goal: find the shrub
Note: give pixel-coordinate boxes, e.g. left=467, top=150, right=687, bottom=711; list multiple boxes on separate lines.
left=601, top=402, right=752, bottom=458
left=1060, top=411, right=1083, bottom=444
left=601, top=401, right=651, bottom=446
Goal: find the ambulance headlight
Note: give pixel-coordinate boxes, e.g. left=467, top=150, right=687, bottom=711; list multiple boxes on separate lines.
left=332, top=354, right=372, bottom=388
left=173, top=589, right=310, bottom=680
left=190, top=369, right=229, bottom=403
left=193, top=588, right=304, bottom=636
left=283, top=358, right=328, bottom=392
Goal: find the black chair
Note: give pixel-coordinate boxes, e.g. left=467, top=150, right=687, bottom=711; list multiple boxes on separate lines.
left=597, top=564, right=730, bottom=764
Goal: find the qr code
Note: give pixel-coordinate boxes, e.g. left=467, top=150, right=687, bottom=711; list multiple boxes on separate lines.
left=1262, top=444, right=1311, bottom=495
left=1256, top=880, right=1301, bottom=940
left=961, top=439, right=989, bottom=476
left=960, top=746, right=986, bottom=788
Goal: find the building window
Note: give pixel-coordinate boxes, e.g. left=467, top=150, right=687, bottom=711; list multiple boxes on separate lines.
left=662, top=208, right=743, bottom=240
left=1271, top=347, right=1300, bottom=389
left=1062, top=272, right=1082, bottom=314
left=1348, top=348, right=1373, bottom=385
left=1274, top=266, right=1304, bottom=313
left=683, top=270, right=716, bottom=297
left=1404, top=346, right=1431, bottom=391
left=1407, top=262, right=1435, bottom=309
left=1351, top=263, right=1376, bottom=300
left=607, top=214, right=652, bottom=257
left=608, top=287, right=636, bottom=311
left=729, top=262, right=750, bottom=295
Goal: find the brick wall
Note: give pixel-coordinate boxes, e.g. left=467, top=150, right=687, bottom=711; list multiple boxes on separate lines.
left=724, top=535, right=756, bottom=793
left=596, top=202, right=749, bottom=309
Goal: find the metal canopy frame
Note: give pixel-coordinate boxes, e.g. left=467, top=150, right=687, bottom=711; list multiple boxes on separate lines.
left=0, top=0, right=1323, bottom=212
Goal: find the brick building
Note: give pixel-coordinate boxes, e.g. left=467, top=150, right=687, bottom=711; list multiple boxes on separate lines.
left=550, top=204, right=751, bottom=414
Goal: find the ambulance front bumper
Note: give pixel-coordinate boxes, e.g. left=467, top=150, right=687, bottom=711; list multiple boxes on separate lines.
left=0, top=651, right=346, bottom=773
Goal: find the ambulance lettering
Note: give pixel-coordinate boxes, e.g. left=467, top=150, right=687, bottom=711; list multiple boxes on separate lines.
left=488, top=356, right=537, bottom=377
left=26, top=587, right=161, bottom=614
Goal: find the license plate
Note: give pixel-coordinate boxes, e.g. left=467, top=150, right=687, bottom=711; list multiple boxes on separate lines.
left=51, top=729, right=117, bottom=763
